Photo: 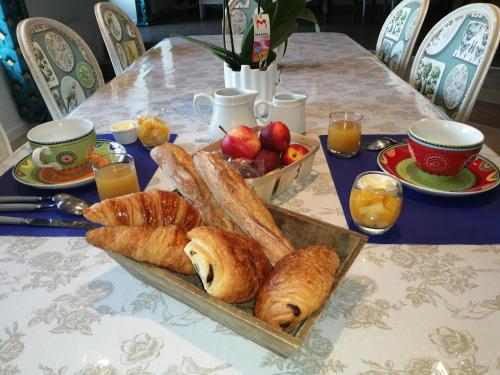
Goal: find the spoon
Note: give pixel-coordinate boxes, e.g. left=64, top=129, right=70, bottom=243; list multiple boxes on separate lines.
left=52, top=193, right=91, bottom=215
left=364, top=137, right=402, bottom=151
left=0, top=194, right=91, bottom=215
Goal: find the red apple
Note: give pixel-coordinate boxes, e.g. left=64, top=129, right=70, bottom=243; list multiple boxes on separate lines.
left=254, top=149, right=283, bottom=173
left=221, top=126, right=261, bottom=159
left=259, top=121, right=291, bottom=153
left=282, top=144, right=309, bottom=165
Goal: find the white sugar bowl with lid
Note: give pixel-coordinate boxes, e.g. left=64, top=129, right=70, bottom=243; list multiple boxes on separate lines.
left=111, top=120, right=137, bottom=145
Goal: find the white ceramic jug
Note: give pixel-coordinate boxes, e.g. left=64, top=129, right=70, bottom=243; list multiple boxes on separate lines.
left=255, top=93, right=307, bottom=134
left=193, top=88, right=258, bottom=140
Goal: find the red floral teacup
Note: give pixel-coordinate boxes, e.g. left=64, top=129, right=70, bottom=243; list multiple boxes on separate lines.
left=407, top=119, right=483, bottom=176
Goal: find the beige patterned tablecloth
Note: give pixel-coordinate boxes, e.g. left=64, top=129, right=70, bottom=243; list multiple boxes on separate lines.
left=1, top=33, right=499, bottom=375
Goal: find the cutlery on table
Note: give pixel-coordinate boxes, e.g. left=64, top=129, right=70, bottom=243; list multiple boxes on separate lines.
left=364, top=137, right=404, bottom=151
left=0, top=194, right=90, bottom=215
left=0, top=216, right=98, bottom=229
left=0, top=203, right=55, bottom=212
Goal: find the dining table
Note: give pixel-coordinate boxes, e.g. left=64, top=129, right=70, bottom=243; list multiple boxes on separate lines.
left=1, top=33, right=499, bottom=375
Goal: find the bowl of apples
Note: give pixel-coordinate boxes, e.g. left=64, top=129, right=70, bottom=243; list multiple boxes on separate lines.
left=202, top=122, right=319, bottom=201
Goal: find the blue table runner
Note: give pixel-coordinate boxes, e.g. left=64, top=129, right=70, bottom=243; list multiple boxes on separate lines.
left=0, top=134, right=176, bottom=237
left=320, top=134, right=500, bottom=244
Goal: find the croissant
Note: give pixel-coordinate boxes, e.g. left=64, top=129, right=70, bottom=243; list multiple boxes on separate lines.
left=83, top=190, right=202, bottom=231
left=151, top=143, right=238, bottom=231
left=184, top=226, right=271, bottom=303
left=254, top=246, right=340, bottom=330
left=85, top=225, right=195, bottom=274
left=193, top=151, right=295, bottom=265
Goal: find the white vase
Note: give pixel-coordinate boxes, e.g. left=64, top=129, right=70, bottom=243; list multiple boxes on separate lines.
left=224, top=62, right=278, bottom=102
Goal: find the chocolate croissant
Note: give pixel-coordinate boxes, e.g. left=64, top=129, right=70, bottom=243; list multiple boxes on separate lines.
left=184, top=226, right=271, bottom=303
left=85, top=225, right=195, bottom=274
left=83, top=190, right=202, bottom=231
left=254, top=246, right=340, bottom=330
left=151, top=143, right=238, bottom=231
left=193, top=151, right=295, bottom=265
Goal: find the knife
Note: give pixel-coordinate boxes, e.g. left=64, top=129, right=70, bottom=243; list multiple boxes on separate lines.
left=0, top=216, right=98, bottom=229
left=0, top=196, right=52, bottom=203
left=0, top=203, right=55, bottom=212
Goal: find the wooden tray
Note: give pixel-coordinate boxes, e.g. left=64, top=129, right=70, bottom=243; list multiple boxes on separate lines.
left=201, top=129, right=320, bottom=202
left=107, top=205, right=367, bottom=357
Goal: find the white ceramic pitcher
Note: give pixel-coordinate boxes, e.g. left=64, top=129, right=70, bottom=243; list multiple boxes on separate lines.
left=193, top=88, right=258, bottom=140
left=255, top=93, right=307, bottom=134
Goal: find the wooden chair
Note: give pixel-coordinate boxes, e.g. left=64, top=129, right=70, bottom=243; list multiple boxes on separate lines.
left=17, top=17, right=104, bottom=120
left=409, top=3, right=499, bottom=122
left=95, top=2, right=146, bottom=75
left=375, top=0, right=429, bottom=77
left=0, top=123, right=12, bottom=162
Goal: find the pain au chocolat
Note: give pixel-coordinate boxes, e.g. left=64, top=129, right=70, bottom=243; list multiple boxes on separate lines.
left=254, top=246, right=340, bottom=330
left=192, top=151, right=295, bottom=265
left=184, top=226, right=271, bottom=304
left=83, top=190, right=201, bottom=231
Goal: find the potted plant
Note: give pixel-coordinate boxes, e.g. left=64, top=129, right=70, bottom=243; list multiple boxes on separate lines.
left=173, top=0, right=318, bottom=101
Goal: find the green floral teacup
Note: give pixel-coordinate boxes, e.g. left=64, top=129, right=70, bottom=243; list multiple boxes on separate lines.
left=27, top=119, right=96, bottom=171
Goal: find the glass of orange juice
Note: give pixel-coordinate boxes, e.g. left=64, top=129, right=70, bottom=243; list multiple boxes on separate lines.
left=349, top=171, right=402, bottom=235
left=328, top=112, right=362, bottom=158
left=136, top=107, right=171, bottom=149
left=92, top=153, right=140, bottom=200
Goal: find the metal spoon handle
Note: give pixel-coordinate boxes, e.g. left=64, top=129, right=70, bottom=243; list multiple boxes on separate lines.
left=0, top=196, right=50, bottom=203
left=0, top=203, right=54, bottom=211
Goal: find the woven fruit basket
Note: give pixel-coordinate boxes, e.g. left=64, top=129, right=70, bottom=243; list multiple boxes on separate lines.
left=201, top=129, right=320, bottom=201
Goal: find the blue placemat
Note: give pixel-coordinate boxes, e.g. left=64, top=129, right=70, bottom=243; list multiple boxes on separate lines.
left=0, top=133, right=177, bottom=237
left=320, top=134, right=500, bottom=244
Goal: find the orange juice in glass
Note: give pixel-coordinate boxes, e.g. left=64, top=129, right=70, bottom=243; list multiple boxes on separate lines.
left=349, top=171, right=402, bottom=235
left=328, top=112, right=362, bottom=158
left=92, top=153, right=140, bottom=200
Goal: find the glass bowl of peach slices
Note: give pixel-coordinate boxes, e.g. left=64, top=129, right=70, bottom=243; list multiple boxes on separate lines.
left=136, top=107, right=170, bottom=149
left=349, top=171, right=402, bottom=235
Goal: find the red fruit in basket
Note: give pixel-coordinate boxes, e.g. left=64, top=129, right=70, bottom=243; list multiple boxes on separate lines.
left=259, top=121, right=291, bottom=153
left=254, top=149, right=283, bottom=173
left=221, top=126, right=261, bottom=159
left=282, top=144, right=309, bottom=165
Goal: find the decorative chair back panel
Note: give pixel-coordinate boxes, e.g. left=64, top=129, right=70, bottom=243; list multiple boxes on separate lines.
left=95, top=2, right=145, bottom=76
left=376, top=0, right=429, bottom=77
left=409, top=4, right=500, bottom=122
left=226, top=0, right=258, bottom=35
left=17, top=17, right=104, bottom=120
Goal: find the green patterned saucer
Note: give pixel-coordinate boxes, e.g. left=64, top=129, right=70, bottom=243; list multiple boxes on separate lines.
left=13, top=139, right=126, bottom=190
left=396, top=158, right=476, bottom=191
left=378, top=144, right=500, bottom=197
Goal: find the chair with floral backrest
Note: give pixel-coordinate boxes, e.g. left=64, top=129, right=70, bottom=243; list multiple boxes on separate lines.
left=17, top=17, right=105, bottom=120
left=0, top=123, right=12, bottom=161
left=409, top=3, right=499, bottom=122
left=375, top=0, right=429, bottom=78
left=94, top=2, right=146, bottom=75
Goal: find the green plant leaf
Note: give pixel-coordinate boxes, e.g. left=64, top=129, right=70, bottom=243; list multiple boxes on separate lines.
left=240, top=24, right=254, bottom=66
left=270, top=22, right=297, bottom=50
left=171, top=33, right=242, bottom=69
left=272, top=0, right=306, bottom=26
left=173, top=0, right=310, bottom=68
left=298, top=7, right=320, bottom=32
